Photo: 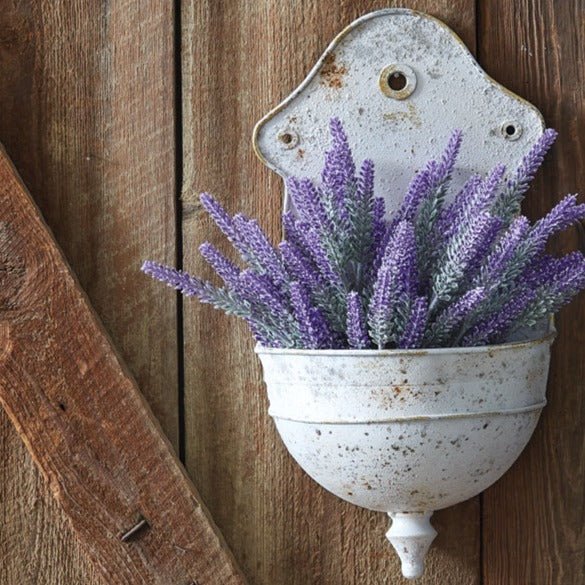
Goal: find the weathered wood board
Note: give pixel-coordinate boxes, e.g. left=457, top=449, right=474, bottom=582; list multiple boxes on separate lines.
left=0, top=146, right=247, bottom=584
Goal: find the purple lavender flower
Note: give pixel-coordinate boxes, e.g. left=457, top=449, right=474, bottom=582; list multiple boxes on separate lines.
left=245, top=318, right=280, bottom=348
left=142, top=260, right=210, bottom=298
left=414, top=132, right=463, bottom=281
left=301, top=227, right=345, bottom=289
left=237, top=269, right=288, bottom=314
left=290, top=281, right=333, bottom=349
left=279, top=240, right=323, bottom=291
left=144, top=119, right=585, bottom=351
left=321, top=117, right=356, bottom=223
left=460, top=288, right=538, bottom=346
left=463, top=216, right=503, bottom=282
left=522, top=251, right=585, bottom=289
left=199, top=242, right=240, bottom=286
left=232, top=213, right=287, bottom=286
left=368, top=220, right=418, bottom=348
left=395, top=161, right=440, bottom=224
left=493, top=128, right=558, bottom=218
left=200, top=193, right=237, bottom=241
left=431, top=213, right=501, bottom=308
left=287, top=176, right=332, bottom=233
left=473, top=215, right=530, bottom=287
left=357, top=159, right=375, bottom=202
left=398, top=297, right=428, bottom=349
left=436, top=129, right=463, bottom=184
left=435, top=174, right=483, bottom=240
left=427, top=287, right=486, bottom=345
left=142, top=261, right=253, bottom=321
left=527, top=194, right=585, bottom=255
left=346, top=291, right=370, bottom=349
left=371, top=197, right=387, bottom=250
left=282, top=211, right=308, bottom=251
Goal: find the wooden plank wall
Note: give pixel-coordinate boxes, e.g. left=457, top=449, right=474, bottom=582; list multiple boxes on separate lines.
left=0, top=1, right=583, bottom=583
left=0, top=2, right=176, bottom=584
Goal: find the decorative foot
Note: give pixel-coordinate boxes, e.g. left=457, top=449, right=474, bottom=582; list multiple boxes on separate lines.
left=386, top=511, right=437, bottom=580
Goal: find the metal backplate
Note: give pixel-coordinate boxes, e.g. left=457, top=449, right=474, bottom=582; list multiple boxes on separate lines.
left=253, top=8, right=545, bottom=215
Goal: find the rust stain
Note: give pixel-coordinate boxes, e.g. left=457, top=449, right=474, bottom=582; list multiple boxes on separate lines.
left=319, top=53, right=348, bottom=89
left=383, top=103, right=422, bottom=128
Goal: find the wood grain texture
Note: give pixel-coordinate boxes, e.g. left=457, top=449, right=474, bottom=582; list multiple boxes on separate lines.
left=0, top=148, right=247, bottom=585
left=479, top=1, right=585, bottom=583
left=0, top=2, right=178, bottom=583
left=181, top=2, right=479, bottom=584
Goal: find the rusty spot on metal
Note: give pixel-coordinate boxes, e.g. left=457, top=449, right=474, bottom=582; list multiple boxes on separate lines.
left=319, top=53, right=347, bottom=88
left=383, top=103, right=421, bottom=128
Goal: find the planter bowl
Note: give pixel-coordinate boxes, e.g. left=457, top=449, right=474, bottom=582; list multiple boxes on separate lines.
left=256, top=327, right=554, bottom=579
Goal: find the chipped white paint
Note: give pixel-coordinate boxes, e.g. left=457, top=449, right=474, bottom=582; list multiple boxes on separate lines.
left=253, top=8, right=545, bottom=216
left=256, top=328, right=554, bottom=578
left=253, top=8, right=552, bottom=580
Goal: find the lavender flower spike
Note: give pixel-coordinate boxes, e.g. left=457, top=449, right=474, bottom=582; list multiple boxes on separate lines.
left=527, top=194, right=585, bottom=255
left=279, top=240, right=323, bottom=291
left=142, top=260, right=253, bottom=320
left=232, top=213, right=288, bottom=286
left=321, top=117, right=356, bottom=221
left=436, top=129, right=463, bottom=184
left=494, top=128, right=558, bottom=218
left=142, top=260, right=208, bottom=298
left=427, top=287, right=486, bottom=346
left=399, top=297, right=429, bottom=349
left=346, top=292, right=370, bottom=349
left=199, top=242, right=240, bottom=286
left=461, top=288, right=537, bottom=346
left=368, top=220, right=418, bottom=348
left=473, top=215, right=530, bottom=287
left=199, top=192, right=237, bottom=240
left=290, top=281, right=333, bottom=349
left=431, top=212, right=501, bottom=308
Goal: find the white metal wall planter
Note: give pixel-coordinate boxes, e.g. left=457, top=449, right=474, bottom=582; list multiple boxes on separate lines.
left=253, top=9, right=553, bottom=580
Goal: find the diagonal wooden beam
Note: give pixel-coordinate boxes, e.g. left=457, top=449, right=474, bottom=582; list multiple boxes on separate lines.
left=0, top=145, right=248, bottom=585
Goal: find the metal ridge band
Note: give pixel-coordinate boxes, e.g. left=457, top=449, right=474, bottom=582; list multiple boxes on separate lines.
left=269, top=400, right=547, bottom=425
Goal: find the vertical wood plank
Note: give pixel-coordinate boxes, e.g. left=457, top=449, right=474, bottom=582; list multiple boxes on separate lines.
left=181, top=2, right=479, bottom=584
left=0, top=1, right=177, bottom=583
left=479, top=1, right=585, bottom=583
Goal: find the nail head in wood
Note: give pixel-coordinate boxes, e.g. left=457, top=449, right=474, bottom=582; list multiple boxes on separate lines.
left=120, top=517, right=150, bottom=543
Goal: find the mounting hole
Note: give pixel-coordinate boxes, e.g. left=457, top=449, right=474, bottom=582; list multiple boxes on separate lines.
left=277, top=129, right=299, bottom=149
left=501, top=121, right=523, bottom=141
left=379, top=64, right=416, bottom=100
left=388, top=72, right=407, bottom=91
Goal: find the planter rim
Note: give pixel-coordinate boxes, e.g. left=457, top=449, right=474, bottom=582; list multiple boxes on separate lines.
left=255, top=327, right=556, bottom=357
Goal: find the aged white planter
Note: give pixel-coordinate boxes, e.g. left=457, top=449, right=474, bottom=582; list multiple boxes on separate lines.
left=256, top=326, right=554, bottom=579
left=250, top=7, right=555, bottom=580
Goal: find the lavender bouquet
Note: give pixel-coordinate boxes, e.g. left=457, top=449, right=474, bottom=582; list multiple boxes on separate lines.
left=143, top=119, right=585, bottom=350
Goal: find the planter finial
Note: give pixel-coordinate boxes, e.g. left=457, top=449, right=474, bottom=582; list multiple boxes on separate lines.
left=386, top=512, right=437, bottom=580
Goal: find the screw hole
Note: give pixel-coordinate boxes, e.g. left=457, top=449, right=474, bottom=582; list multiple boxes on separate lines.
left=388, top=72, right=407, bottom=91
left=277, top=129, right=299, bottom=149
left=501, top=121, right=523, bottom=141
left=58, top=402, right=66, bottom=411
left=379, top=64, right=416, bottom=100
